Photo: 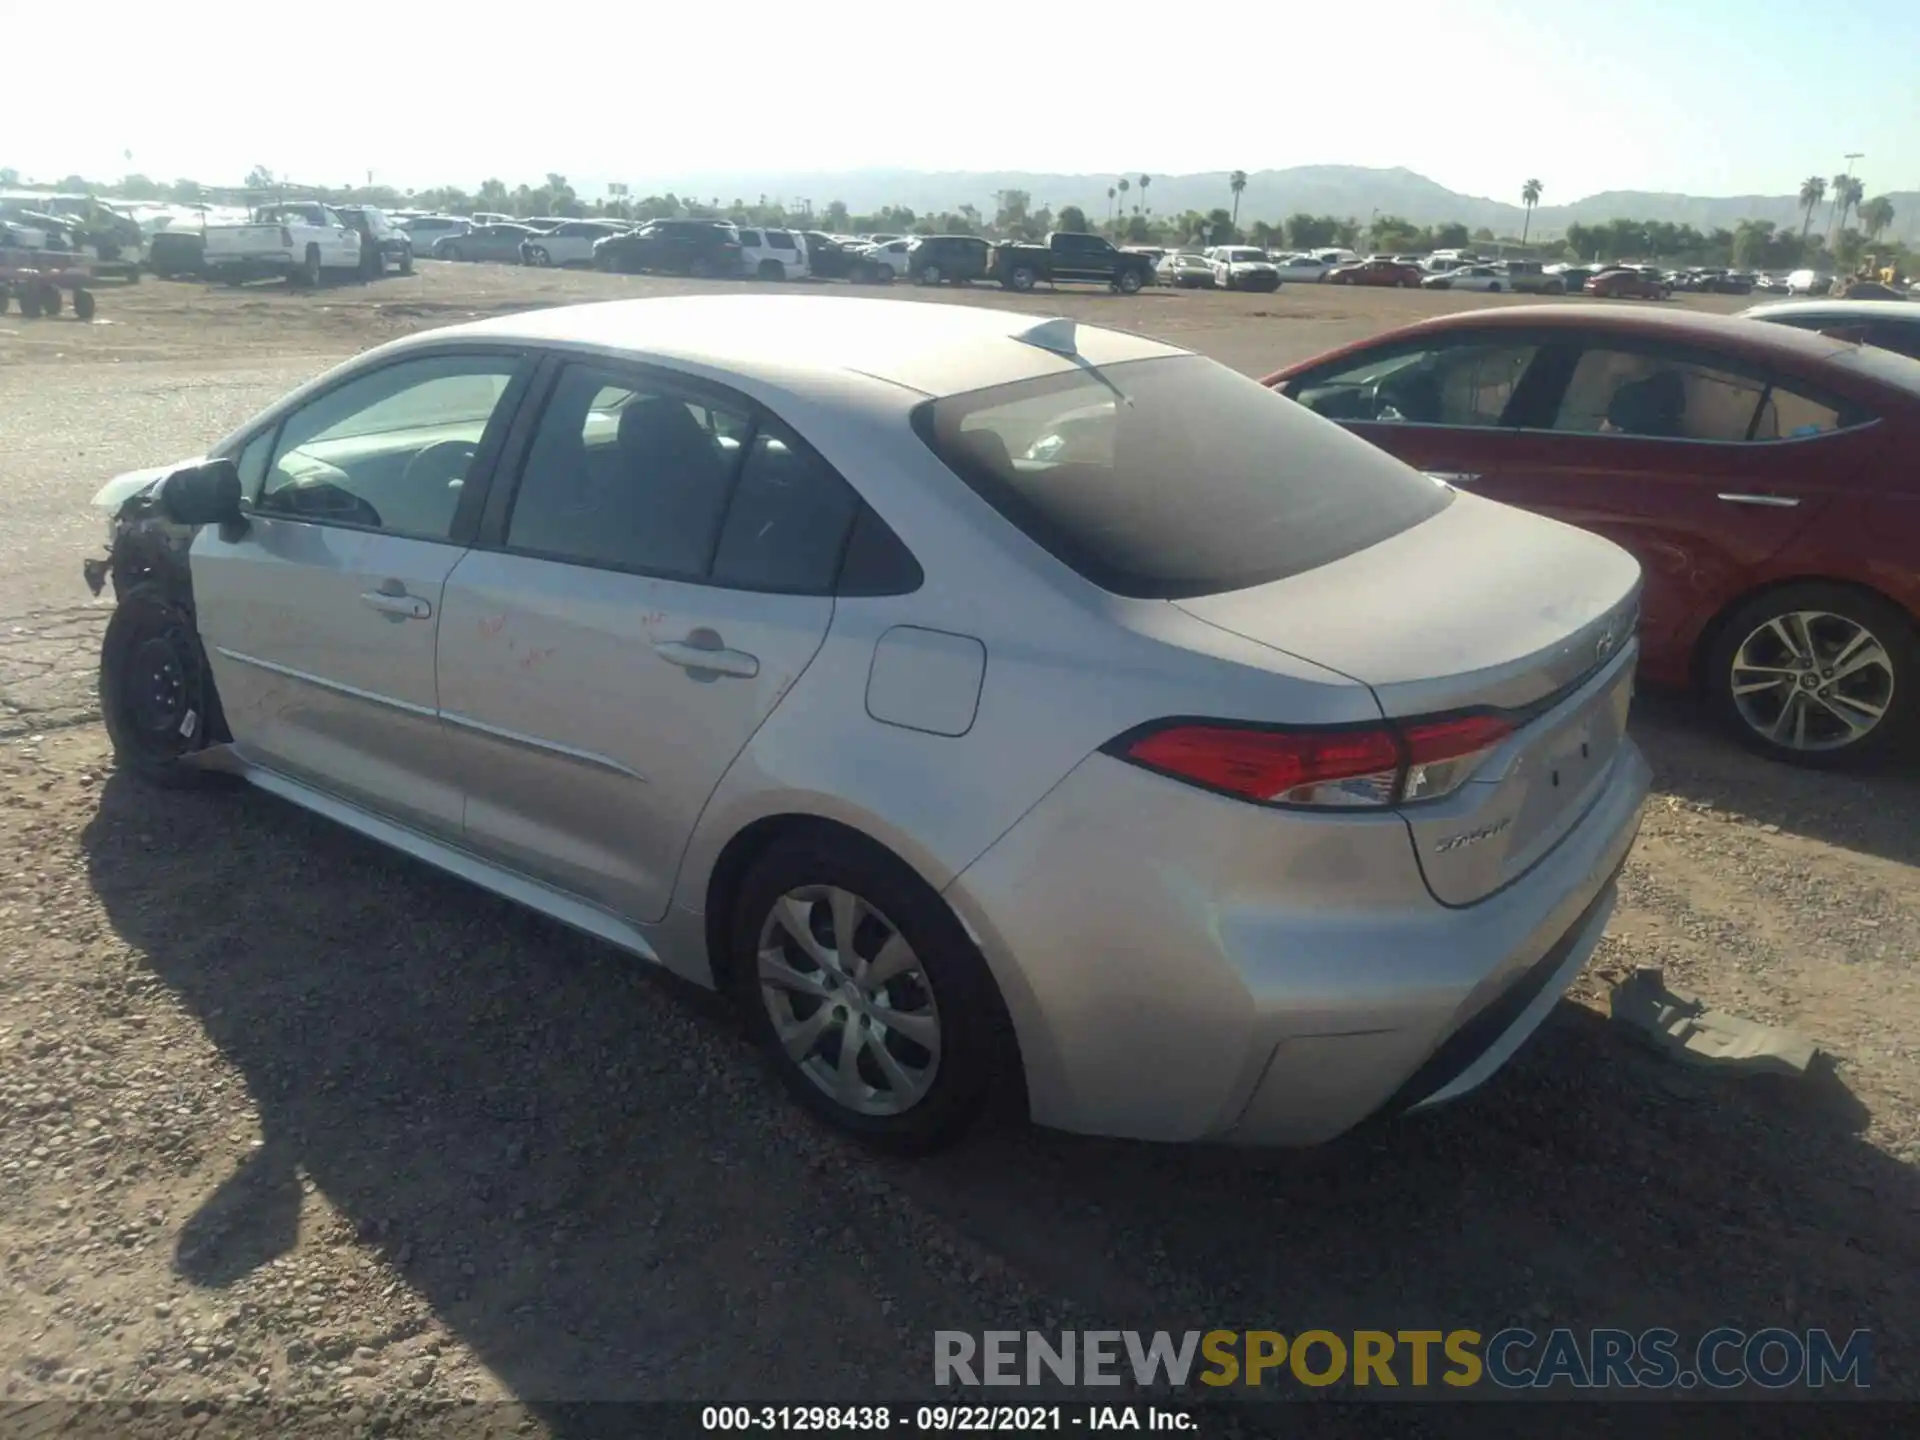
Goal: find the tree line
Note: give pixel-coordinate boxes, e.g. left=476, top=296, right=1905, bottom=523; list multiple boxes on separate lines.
left=2, top=164, right=1906, bottom=272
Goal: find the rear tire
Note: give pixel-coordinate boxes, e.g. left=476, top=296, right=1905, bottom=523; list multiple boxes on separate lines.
left=399, top=249, right=414, bottom=276
left=40, top=282, right=63, bottom=316
left=74, top=288, right=97, bottom=321
left=758, top=259, right=785, bottom=281
left=99, top=585, right=225, bottom=789
left=1116, top=268, right=1144, bottom=294
left=18, top=284, right=42, bottom=318
left=296, top=245, right=322, bottom=288
left=1006, top=264, right=1037, bottom=292
left=918, top=263, right=942, bottom=286
left=1705, top=582, right=1916, bottom=769
left=1487, top=281, right=1501, bottom=293
left=728, top=831, right=1007, bottom=1153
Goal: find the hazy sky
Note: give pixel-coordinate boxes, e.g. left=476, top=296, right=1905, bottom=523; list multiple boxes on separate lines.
left=9, top=0, right=1913, bottom=203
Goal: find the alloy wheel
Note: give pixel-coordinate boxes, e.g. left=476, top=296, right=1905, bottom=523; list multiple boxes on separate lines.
left=756, top=885, right=941, bottom=1117
left=1729, top=610, right=1895, bottom=753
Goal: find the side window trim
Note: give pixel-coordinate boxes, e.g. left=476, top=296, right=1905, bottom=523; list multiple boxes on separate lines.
left=245, top=346, right=537, bottom=545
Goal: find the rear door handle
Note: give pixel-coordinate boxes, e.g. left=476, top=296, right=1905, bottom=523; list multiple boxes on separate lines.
left=654, top=640, right=760, bottom=679
left=1423, top=471, right=1482, bottom=487
left=360, top=587, right=432, bottom=620
left=1717, top=492, right=1801, bottom=508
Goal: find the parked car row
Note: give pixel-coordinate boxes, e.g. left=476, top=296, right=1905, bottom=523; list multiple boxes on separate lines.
left=1152, top=248, right=1574, bottom=295
left=418, top=216, right=1159, bottom=293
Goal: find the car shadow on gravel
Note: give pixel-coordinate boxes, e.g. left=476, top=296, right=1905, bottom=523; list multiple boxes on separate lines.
left=1629, top=693, right=1920, bottom=868
left=78, top=768, right=1918, bottom=1413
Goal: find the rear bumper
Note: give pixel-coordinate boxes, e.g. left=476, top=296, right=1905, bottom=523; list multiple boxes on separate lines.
left=204, top=252, right=293, bottom=272
left=945, top=737, right=1650, bottom=1146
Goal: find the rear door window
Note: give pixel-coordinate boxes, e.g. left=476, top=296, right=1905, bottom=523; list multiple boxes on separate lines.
left=913, top=354, right=1451, bottom=600
left=737, top=229, right=762, bottom=246
left=505, top=364, right=751, bottom=578
left=709, top=427, right=861, bottom=593
left=1551, top=348, right=1767, bottom=440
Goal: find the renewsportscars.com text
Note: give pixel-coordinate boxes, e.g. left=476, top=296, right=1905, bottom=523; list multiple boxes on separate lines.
left=934, top=1328, right=1872, bottom=1391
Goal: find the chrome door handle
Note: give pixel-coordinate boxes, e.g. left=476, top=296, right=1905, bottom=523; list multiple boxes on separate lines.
left=360, top=590, right=432, bottom=620
left=1717, top=493, right=1800, bottom=508
left=1424, top=471, right=1482, bottom=487
left=654, top=640, right=760, bottom=679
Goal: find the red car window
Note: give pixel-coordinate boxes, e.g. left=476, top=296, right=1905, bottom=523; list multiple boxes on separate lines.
left=1552, top=349, right=1766, bottom=440
left=1290, top=341, right=1541, bottom=426
left=1754, top=386, right=1844, bottom=439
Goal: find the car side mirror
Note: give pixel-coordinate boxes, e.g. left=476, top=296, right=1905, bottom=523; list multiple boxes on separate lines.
left=160, top=459, right=245, bottom=529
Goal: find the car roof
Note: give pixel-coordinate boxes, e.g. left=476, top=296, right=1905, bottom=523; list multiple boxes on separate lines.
left=435, top=295, right=1189, bottom=398
left=1742, top=299, right=1920, bottom=324
left=1360, top=302, right=1860, bottom=359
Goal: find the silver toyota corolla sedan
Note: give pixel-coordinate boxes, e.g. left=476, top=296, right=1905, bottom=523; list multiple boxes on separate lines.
left=82, top=295, right=1650, bottom=1152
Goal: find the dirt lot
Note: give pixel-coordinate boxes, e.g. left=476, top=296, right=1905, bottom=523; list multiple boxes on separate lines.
left=0, top=264, right=1915, bottom=1430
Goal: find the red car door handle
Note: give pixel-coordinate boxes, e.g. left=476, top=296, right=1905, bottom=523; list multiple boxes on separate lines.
left=1717, top=493, right=1801, bottom=508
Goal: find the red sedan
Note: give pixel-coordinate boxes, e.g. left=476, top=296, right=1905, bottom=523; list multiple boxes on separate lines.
left=1325, top=259, right=1424, bottom=288
left=1263, top=306, right=1920, bottom=766
left=1588, top=268, right=1670, bottom=300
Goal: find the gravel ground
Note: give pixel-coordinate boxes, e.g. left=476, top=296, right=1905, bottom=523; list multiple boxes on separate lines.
left=0, top=264, right=1912, bottom=1432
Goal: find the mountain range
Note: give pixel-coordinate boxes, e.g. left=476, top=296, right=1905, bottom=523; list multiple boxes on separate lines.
left=609, top=165, right=1919, bottom=243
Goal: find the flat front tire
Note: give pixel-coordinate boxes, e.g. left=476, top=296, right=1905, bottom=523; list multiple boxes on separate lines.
left=729, top=832, right=1006, bottom=1152
left=99, top=585, right=223, bottom=789
left=1707, top=582, right=1915, bottom=769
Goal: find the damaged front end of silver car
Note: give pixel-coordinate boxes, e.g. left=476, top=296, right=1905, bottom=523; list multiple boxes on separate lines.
left=84, top=458, right=243, bottom=782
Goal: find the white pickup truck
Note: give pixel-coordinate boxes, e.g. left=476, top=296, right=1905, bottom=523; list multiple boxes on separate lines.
left=201, top=203, right=362, bottom=286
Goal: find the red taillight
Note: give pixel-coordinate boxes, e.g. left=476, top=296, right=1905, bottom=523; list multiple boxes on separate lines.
left=1123, top=724, right=1402, bottom=807
left=1116, top=712, right=1515, bottom=809
left=1401, top=713, right=1514, bottom=765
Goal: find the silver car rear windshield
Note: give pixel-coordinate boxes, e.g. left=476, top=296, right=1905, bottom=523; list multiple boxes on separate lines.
left=1830, top=340, right=1920, bottom=395
left=912, top=354, right=1453, bottom=600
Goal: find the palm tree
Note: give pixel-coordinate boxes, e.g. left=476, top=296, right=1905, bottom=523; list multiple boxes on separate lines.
left=1117, top=177, right=1130, bottom=231
left=1797, top=175, right=1827, bottom=244
left=1834, top=175, right=1866, bottom=237
left=1139, top=174, right=1151, bottom=216
left=1520, top=178, right=1543, bottom=244
left=1825, top=173, right=1864, bottom=250
left=1107, top=185, right=1117, bottom=230
left=1858, top=195, right=1895, bottom=241
left=1228, top=170, right=1248, bottom=232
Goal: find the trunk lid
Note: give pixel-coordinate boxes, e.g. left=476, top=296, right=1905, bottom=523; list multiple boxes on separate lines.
left=1175, top=490, right=1643, bottom=905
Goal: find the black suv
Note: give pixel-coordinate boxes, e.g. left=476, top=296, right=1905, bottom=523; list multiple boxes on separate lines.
left=335, top=206, right=413, bottom=278
left=800, top=231, right=858, bottom=279
left=593, top=220, right=745, bottom=277
left=907, top=234, right=991, bottom=285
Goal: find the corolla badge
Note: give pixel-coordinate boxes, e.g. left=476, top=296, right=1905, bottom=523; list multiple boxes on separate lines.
left=1434, top=815, right=1513, bottom=854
